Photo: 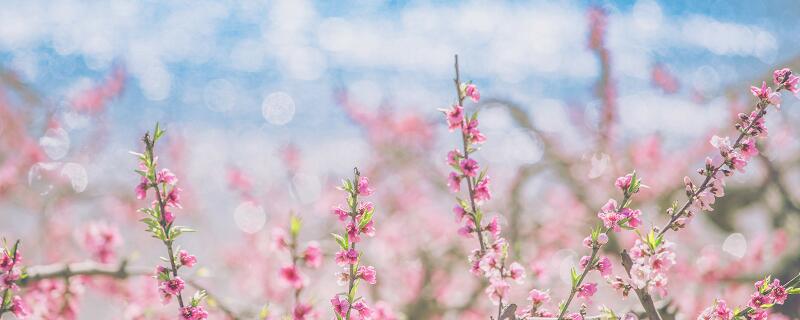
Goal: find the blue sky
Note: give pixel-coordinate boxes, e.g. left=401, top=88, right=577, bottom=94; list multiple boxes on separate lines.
left=1, top=0, right=799, bottom=178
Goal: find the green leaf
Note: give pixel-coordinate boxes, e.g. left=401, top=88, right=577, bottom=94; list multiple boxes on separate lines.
left=477, top=168, right=488, bottom=185
left=259, top=304, right=270, bottom=320
left=570, top=267, right=579, bottom=287
left=289, top=215, right=302, bottom=237
left=786, top=287, right=800, bottom=295
left=191, top=290, right=208, bottom=307
left=154, top=122, right=165, bottom=141
left=341, top=179, right=353, bottom=193
left=332, top=233, right=348, bottom=250
left=760, top=276, right=772, bottom=293
left=358, top=209, right=374, bottom=230
left=628, top=171, right=642, bottom=194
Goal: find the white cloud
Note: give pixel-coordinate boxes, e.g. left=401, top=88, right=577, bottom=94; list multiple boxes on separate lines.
left=0, top=0, right=782, bottom=105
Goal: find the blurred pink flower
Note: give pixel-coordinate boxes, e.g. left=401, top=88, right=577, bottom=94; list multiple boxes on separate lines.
left=178, top=250, right=196, bottom=268
left=357, top=176, right=374, bottom=196
left=357, top=265, right=377, bottom=285
left=335, top=249, right=359, bottom=266
left=465, top=84, right=480, bottom=102
left=280, top=265, right=305, bottom=289
left=303, top=242, right=322, bottom=268
left=576, top=282, right=597, bottom=300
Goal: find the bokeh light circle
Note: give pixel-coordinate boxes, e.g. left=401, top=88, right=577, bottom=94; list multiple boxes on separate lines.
left=261, top=91, right=295, bottom=125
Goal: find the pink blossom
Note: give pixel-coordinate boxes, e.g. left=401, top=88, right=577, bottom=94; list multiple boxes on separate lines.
left=335, top=249, right=359, bottom=266
left=710, top=135, right=732, bottom=154
left=582, top=236, right=593, bottom=248
left=527, top=289, right=550, bottom=305
left=748, top=292, right=770, bottom=308
left=739, top=138, right=759, bottom=160
left=80, top=222, right=121, bottom=264
left=508, top=262, right=526, bottom=283
left=773, top=68, right=799, bottom=93
left=156, top=168, right=178, bottom=185
left=620, top=208, right=642, bottom=228
left=459, top=158, right=479, bottom=177
left=135, top=177, right=148, bottom=200
left=596, top=256, right=612, bottom=277
left=473, top=177, right=491, bottom=202
left=357, top=265, right=377, bottom=285
left=566, top=313, right=583, bottom=320
left=453, top=205, right=467, bottom=222
left=332, top=206, right=349, bottom=221
left=447, top=172, right=461, bottom=193
left=330, top=295, right=349, bottom=317
left=159, top=277, right=185, bottom=300
left=770, top=280, right=788, bottom=304
left=485, top=278, right=510, bottom=305
left=352, top=300, right=373, bottom=320
left=272, top=228, right=290, bottom=251
left=750, top=309, right=769, bottom=320
left=729, top=154, right=747, bottom=173
left=303, top=242, right=322, bottom=268
left=463, top=119, right=486, bottom=144
left=465, top=83, right=480, bottom=102
left=9, top=296, right=29, bottom=318
left=577, top=282, right=597, bottom=299
left=615, top=173, right=633, bottom=192
left=579, top=255, right=591, bottom=269
left=485, top=216, right=501, bottom=238
left=0, top=271, right=18, bottom=291
left=372, top=301, right=398, bottom=320
left=445, top=104, right=464, bottom=131
left=280, top=265, right=305, bottom=289
left=597, top=199, right=621, bottom=231
left=163, top=207, right=175, bottom=224
left=178, top=250, right=196, bottom=268
left=750, top=81, right=770, bottom=99
left=597, top=233, right=609, bottom=245
left=292, top=303, right=315, bottom=320
left=166, top=187, right=182, bottom=209
left=458, top=219, right=476, bottom=238
left=446, top=149, right=462, bottom=166
left=180, top=306, right=209, bottom=320
left=357, top=176, right=374, bottom=196
left=702, top=299, right=732, bottom=320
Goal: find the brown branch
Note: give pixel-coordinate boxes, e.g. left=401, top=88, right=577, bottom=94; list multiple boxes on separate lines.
left=621, top=251, right=662, bottom=320
left=20, top=260, right=241, bottom=319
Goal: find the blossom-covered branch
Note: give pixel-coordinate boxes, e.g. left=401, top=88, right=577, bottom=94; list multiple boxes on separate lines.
left=133, top=123, right=208, bottom=319
left=275, top=214, right=322, bottom=319
left=0, top=240, right=28, bottom=318
left=554, top=174, right=644, bottom=319
left=658, top=69, right=798, bottom=238
left=599, top=69, right=798, bottom=320
left=699, top=272, right=800, bottom=319
left=330, top=168, right=377, bottom=320
left=443, top=55, right=526, bottom=319
left=19, top=260, right=240, bottom=319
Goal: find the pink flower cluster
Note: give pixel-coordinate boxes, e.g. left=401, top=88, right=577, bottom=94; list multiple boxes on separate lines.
left=79, top=221, right=121, bottom=264
left=557, top=172, right=643, bottom=318
left=444, top=77, right=528, bottom=313
left=0, top=241, right=28, bottom=319
left=330, top=171, right=377, bottom=320
left=674, top=69, right=797, bottom=230
left=610, top=236, right=675, bottom=298
left=274, top=215, right=322, bottom=320
left=134, top=124, right=207, bottom=319
left=698, top=276, right=796, bottom=320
